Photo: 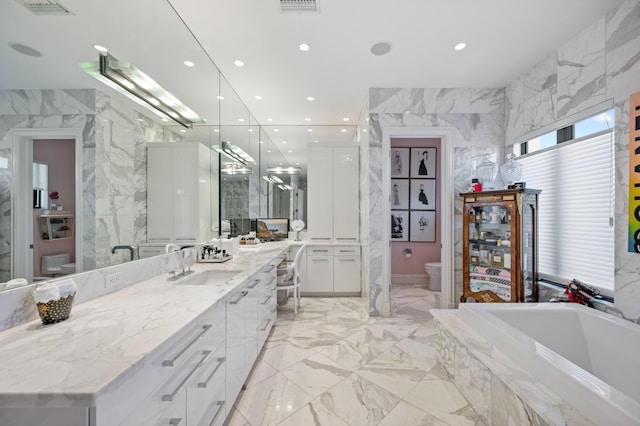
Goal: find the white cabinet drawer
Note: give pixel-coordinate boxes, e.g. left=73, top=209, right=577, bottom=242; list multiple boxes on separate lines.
left=333, top=256, right=361, bottom=293
left=304, top=256, right=333, bottom=292
left=334, top=247, right=360, bottom=256
left=307, top=246, right=333, bottom=256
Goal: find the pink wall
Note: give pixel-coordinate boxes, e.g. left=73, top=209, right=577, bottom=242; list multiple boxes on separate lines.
left=33, top=139, right=76, bottom=277
left=391, top=138, right=441, bottom=275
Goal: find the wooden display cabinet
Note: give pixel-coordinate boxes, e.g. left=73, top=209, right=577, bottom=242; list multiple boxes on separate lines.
left=461, top=188, right=540, bottom=303
left=38, top=213, right=74, bottom=241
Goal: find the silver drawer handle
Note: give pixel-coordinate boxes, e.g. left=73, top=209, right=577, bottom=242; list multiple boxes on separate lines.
left=261, top=294, right=272, bottom=305
left=312, top=249, right=329, bottom=253
left=163, top=350, right=211, bottom=401
left=339, top=259, right=356, bottom=262
left=339, top=249, right=356, bottom=253
left=248, top=278, right=261, bottom=289
left=169, top=418, right=182, bottom=425
left=267, top=275, right=276, bottom=285
left=314, top=259, right=329, bottom=262
left=260, top=319, right=271, bottom=331
left=311, top=237, right=331, bottom=240
left=271, top=304, right=277, bottom=313
left=230, top=290, right=249, bottom=304
left=264, top=264, right=275, bottom=272
left=198, top=357, right=225, bottom=388
left=163, top=325, right=212, bottom=367
left=208, top=401, right=225, bottom=426
left=336, top=237, right=357, bottom=240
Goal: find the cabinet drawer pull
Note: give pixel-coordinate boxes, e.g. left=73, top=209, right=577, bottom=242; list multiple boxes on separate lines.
left=267, top=275, right=276, bottom=286
left=260, top=319, right=272, bottom=331
left=208, top=401, right=225, bottom=426
left=169, top=418, right=182, bottom=426
left=230, top=290, right=249, bottom=304
left=339, top=249, right=356, bottom=253
left=264, top=264, right=275, bottom=272
left=163, top=325, right=212, bottom=367
left=336, top=238, right=357, bottom=241
left=313, top=258, right=330, bottom=262
left=311, top=237, right=331, bottom=240
left=312, top=249, right=329, bottom=253
left=198, top=357, right=225, bottom=388
left=261, top=294, right=272, bottom=305
left=248, top=278, right=261, bottom=289
left=163, top=350, right=211, bottom=401
left=339, top=259, right=356, bottom=262
left=271, top=304, right=277, bottom=313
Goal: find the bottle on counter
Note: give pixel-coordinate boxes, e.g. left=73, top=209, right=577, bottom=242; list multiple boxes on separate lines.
left=472, top=178, right=482, bottom=192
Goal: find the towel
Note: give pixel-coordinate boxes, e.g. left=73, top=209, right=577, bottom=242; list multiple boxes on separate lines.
left=33, top=282, right=61, bottom=304
left=55, top=278, right=77, bottom=297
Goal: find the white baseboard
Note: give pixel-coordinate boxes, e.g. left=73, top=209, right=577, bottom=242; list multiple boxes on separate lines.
left=392, top=274, right=428, bottom=285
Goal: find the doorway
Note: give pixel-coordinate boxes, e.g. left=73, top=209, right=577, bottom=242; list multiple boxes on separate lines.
left=381, top=127, right=455, bottom=315
left=9, top=128, right=83, bottom=283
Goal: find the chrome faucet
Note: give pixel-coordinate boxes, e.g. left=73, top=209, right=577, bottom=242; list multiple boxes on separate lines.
left=165, top=243, right=181, bottom=253
left=111, top=245, right=137, bottom=261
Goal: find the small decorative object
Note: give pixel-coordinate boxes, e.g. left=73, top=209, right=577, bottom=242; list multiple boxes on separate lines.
left=475, top=155, right=499, bottom=189
left=33, top=279, right=77, bottom=325
left=291, top=219, right=305, bottom=241
left=500, top=154, right=523, bottom=187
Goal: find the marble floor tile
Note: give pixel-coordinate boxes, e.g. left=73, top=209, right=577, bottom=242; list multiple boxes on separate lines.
left=234, top=372, right=314, bottom=425
left=228, top=286, right=481, bottom=425
left=280, top=353, right=352, bottom=398
left=317, top=373, right=402, bottom=426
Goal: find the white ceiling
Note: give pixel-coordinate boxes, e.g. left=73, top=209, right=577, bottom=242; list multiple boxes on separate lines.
left=0, top=0, right=624, bottom=169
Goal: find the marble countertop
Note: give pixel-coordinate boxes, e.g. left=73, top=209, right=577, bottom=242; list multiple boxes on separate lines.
left=0, top=241, right=290, bottom=409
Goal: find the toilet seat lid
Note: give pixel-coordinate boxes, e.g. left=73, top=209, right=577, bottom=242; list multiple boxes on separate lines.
left=425, top=262, right=441, bottom=267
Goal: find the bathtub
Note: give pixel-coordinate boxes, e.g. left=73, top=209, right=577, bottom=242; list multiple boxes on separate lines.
left=457, top=303, right=640, bottom=425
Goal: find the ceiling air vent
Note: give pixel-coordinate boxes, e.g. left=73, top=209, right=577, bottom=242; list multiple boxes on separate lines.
left=15, top=0, right=73, bottom=15
left=280, top=0, right=318, bottom=12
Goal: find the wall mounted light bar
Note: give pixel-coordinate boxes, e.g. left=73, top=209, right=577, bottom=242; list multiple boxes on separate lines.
left=80, top=53, right=203, bottom=128
left=277, top=184, right=293, bottom=191
left=221, top=162, right=252, bottom=175
left=267, top=166, right=301, bottom=174
left=262, top=175, right=283, bottom=185
left=212, top=141, right=255, bottom=165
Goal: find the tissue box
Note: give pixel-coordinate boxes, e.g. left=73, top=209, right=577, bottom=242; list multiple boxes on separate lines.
left=36, top=293, right=75, bottom=325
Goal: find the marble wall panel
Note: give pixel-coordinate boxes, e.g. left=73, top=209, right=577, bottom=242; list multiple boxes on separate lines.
left=557, top=17, right=606, bottom=82
left=470, top=89, right=505, bottom=114
left=605, top=0, right=640, bottom=102
left=556, top=58, right=606, bottom=119
left=523, top=54, right=558, bottom=102
left=523, top=90, right=557, bottom=134
left=369, top=88, right=404, bottom=114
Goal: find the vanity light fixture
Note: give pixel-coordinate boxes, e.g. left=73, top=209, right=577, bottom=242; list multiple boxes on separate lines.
left=212, top=141, right=255, bottom=165
left=217, top=95, right=224, bottom=100
left=221, top=162, right=252, bottom=175
left=80, top=53, right=203, bottom=128
left=267, top=166, right=301, bottom=174
left=278, top=184, right=293, bottom=191
left=262, top=175, right=283, bottom=185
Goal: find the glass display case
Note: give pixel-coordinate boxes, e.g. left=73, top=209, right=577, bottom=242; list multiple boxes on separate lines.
left=461, top=188, right=540, bottom=303
left=38, top=214, right=74, bottom=241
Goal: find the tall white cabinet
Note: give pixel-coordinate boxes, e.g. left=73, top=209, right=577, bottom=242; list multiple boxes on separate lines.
left=307, top=146, right=359, bottom=242
left=147, top=142, right=217, bottom=244
left=305, top=145, right=361, bottom=295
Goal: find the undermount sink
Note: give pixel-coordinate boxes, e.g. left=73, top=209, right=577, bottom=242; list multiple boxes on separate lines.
left=173, top=269, right=244, bottom=285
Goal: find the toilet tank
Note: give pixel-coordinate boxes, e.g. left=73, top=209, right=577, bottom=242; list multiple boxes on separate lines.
left=41, top=253, right=71, bottom=274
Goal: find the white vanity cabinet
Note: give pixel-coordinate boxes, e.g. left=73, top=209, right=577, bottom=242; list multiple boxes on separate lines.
left=257, top=261, right=278, bottom=348
left=307, top=146, right=359, bottom=242
left=147, top=142, right=214, bottom=244
left=303, top=245, right=361, bottom=295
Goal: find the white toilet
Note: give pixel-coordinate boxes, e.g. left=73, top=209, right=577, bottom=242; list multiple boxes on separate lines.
left=424, top=262, right=441, bottom=291
left=41, top=253, right=76, bottom=276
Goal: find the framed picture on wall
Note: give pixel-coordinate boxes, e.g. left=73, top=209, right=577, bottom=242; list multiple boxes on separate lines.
left=409, top=211, right=436, bottom=242
left=391, top=179, right=409, bottom=210
left=391, top=210, right=409, bottom=241
left=409, top=179, right=436, bottom=210
left=410, top=147, right=437, bottom=178
left=391, top=148, right=410, bottom=178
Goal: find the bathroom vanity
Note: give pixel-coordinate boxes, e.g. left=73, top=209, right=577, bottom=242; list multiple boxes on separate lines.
left=0, top=243, right=286, bottom=426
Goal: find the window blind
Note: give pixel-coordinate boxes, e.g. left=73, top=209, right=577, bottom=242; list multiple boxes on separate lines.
left=33, top=162, right=48, bottom=190
left=518, top=131, right=614, bottom=293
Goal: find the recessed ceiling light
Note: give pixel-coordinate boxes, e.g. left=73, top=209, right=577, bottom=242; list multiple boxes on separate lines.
left=214, top=129, right=220, bottom=132
left=307, top=128, right=313, bottom=132
left=299, top=43, right=310, bottom=51
left=161, top=118, right=169, bottom=122
left=267, top=150, right=271, bottom=153
left=371, top=41, right=392, bottom=56
left=305, top=118, right=311, bottom=122
left=180, top=129, right=186, bottom=133
left=267, top=118, right=273, bottom=122
left=343, top=117, right=350, bottom=122
left=234, top=59, right=244, bottom=67
left=9, top=42, right=42, bottom=57
left=255, top=95, right=262, bottom=100
left=282, top=141, right=287, bottom=144
left=238, top=118, right=245, bottom=122
left=183, top=60, right=195, bottom=67
left=93, top=44, right=108, bottom=53
left=217, top=95, right=224, bottom=100
left=454, top=42, right=467, bottom=51
left=259, top=140, right=263, bottom=144
left=341, top=129, right=347, bottom=132
left=307, top=96, right=315, bottom=101
left=274, top=128, right=279, bottom=132
left=363, top=129, right=368, bottom=132
left=248, top=128, right=254, bottom=132
left=313, top=140, right=319, bottom=143
left=288, top=150, right=292, bottom=153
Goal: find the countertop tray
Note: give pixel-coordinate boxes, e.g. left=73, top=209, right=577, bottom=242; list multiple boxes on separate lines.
left=197, top=255, right=233, bottom=263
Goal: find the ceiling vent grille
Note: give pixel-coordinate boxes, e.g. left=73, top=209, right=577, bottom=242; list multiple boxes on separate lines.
left=15, top=0, right=72, bottom=15
left=280, top=0, right=318, bottom=12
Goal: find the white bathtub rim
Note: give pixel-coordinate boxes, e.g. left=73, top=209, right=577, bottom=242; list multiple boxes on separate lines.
left=456, top=303, right=640, bottom=425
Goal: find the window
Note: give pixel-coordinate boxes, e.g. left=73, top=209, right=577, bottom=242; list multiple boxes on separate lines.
left=516, top=110, right=615, bottom=295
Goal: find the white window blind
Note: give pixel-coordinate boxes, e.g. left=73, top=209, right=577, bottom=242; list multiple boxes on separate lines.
left=33, top=162, right=48, bottom=190
left=518, top=131, right=614, bottom=293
